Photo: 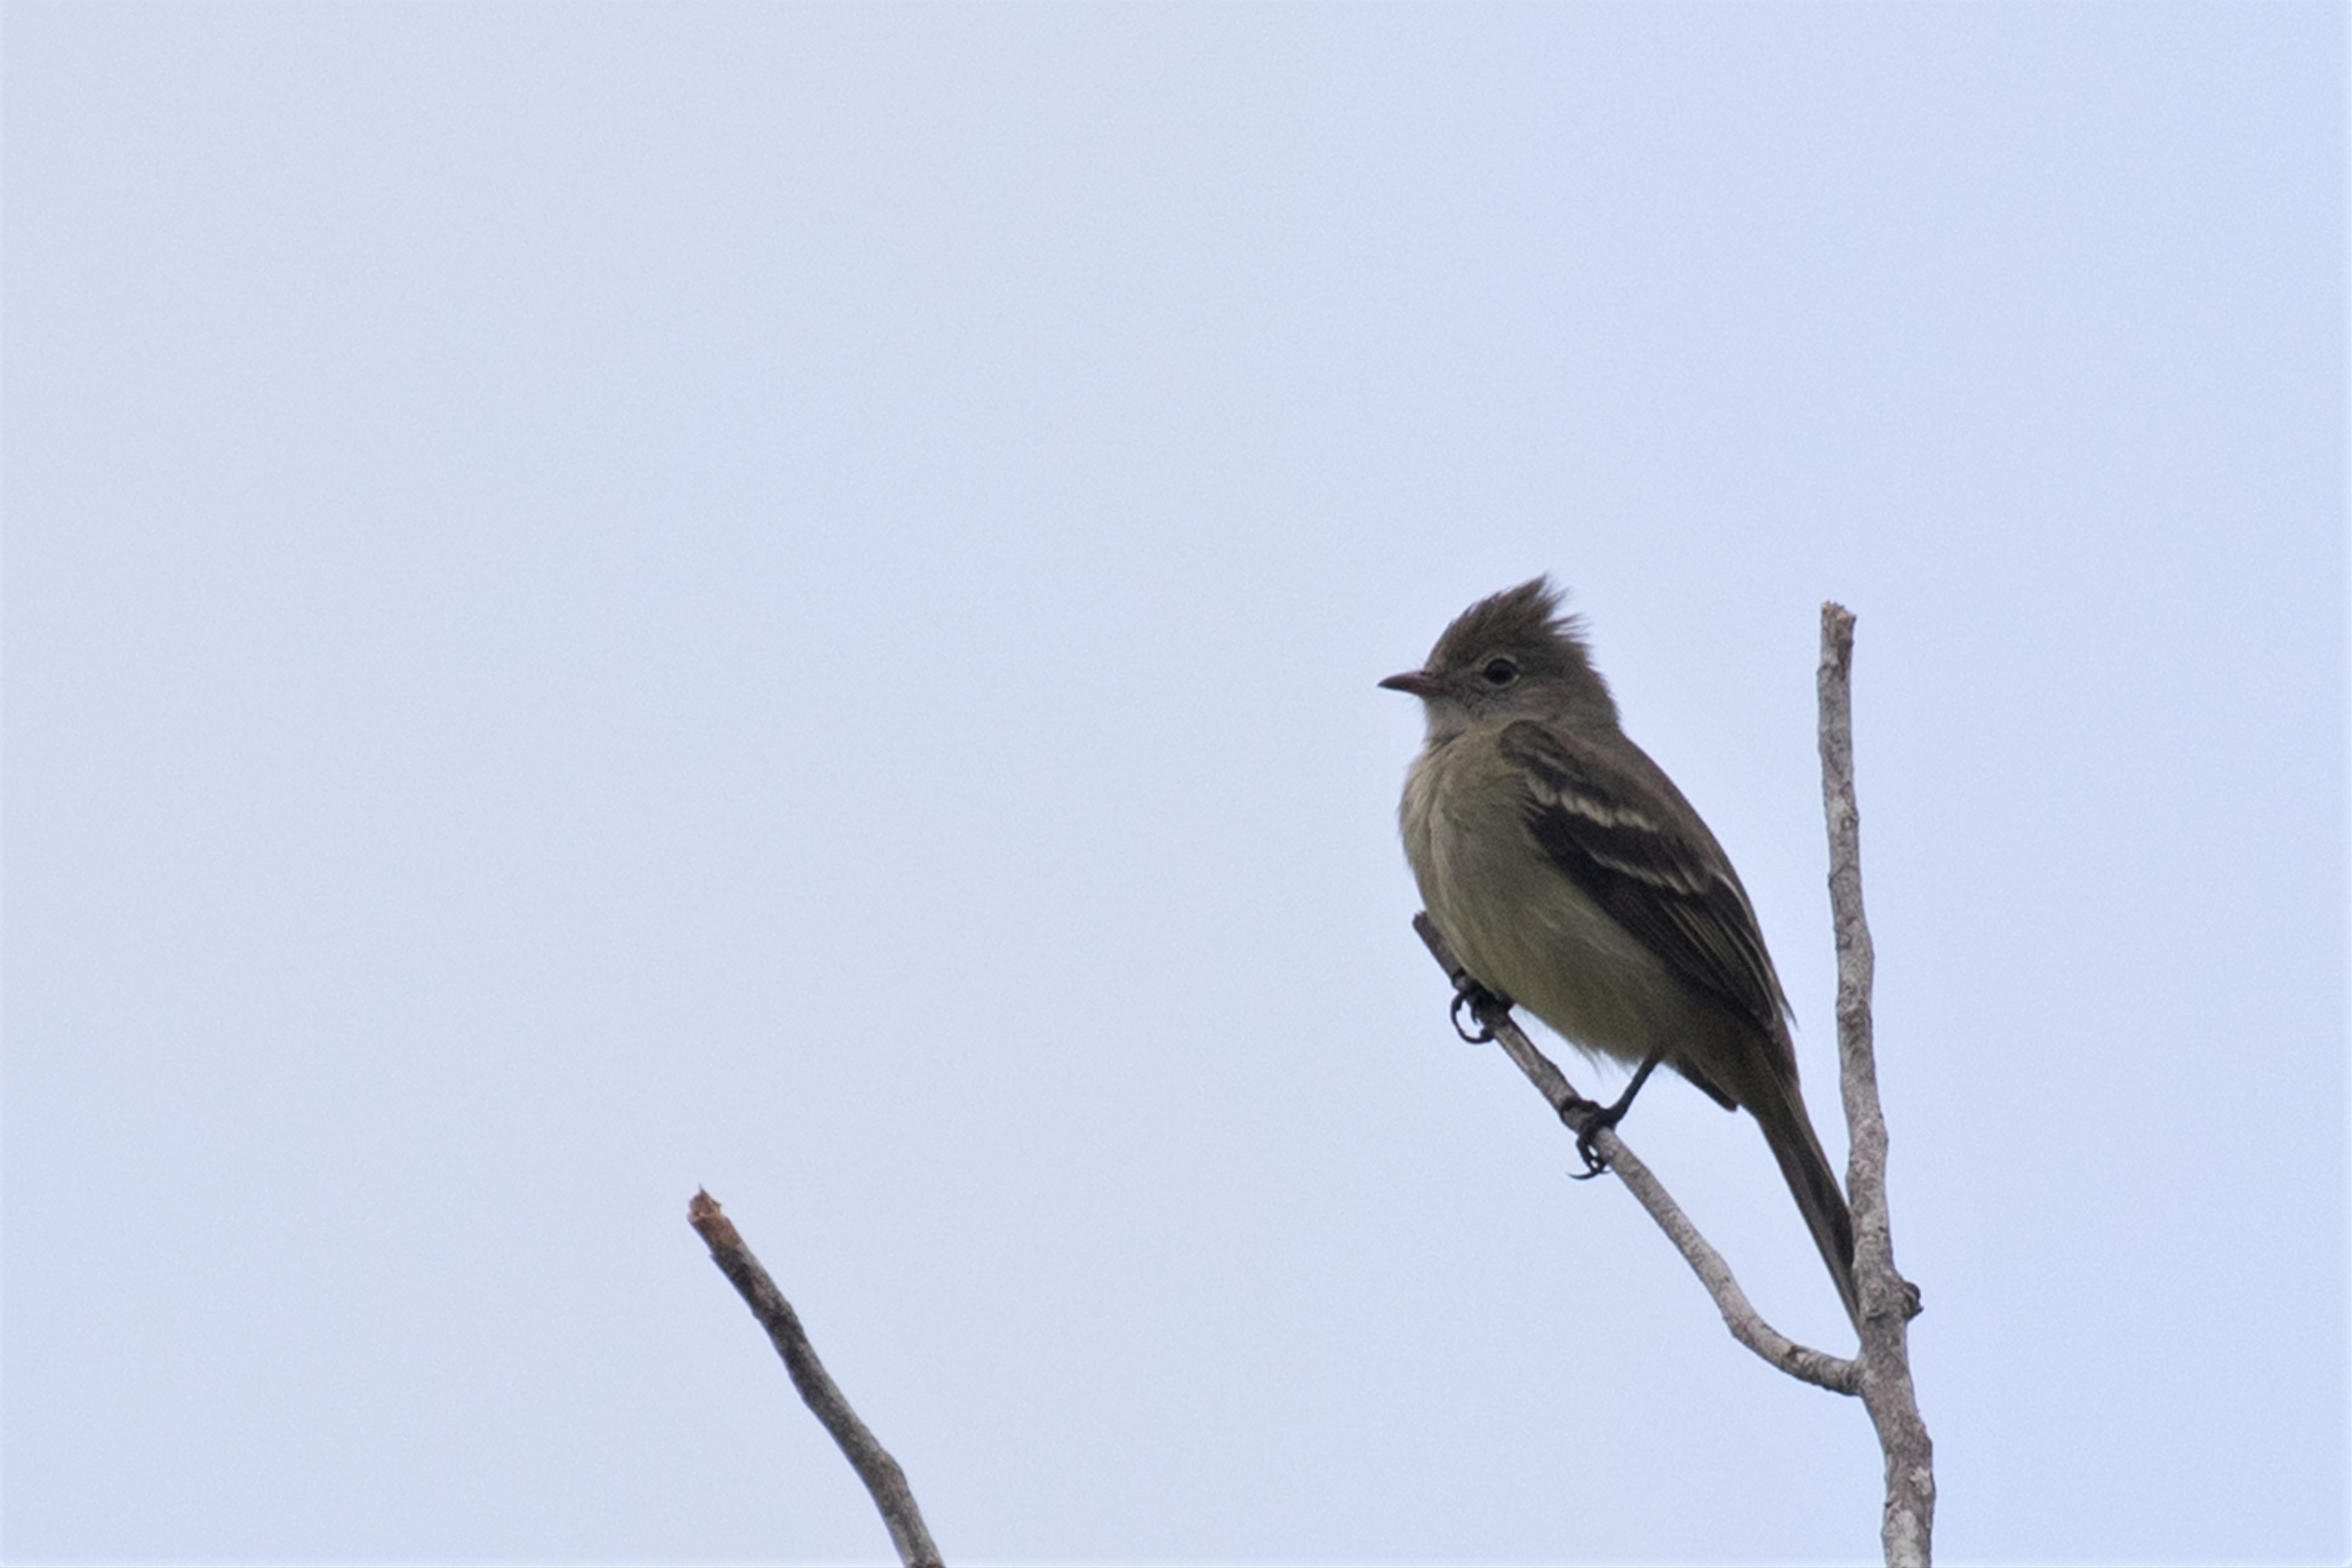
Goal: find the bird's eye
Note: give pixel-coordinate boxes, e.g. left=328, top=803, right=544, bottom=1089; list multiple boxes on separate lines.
left=1481, top=658, right=1518, bottom=687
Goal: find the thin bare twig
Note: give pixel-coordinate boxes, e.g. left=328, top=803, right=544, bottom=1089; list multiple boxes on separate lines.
left=1411, top=913, right=1861, bottom=1396
left=688, top=1190, right=944, bottom=1568
left=1817, top=604, right=1934, bottom=1568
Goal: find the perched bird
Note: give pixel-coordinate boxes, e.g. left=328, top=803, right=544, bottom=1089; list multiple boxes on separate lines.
left=1382, top=578, right=1858, bottom=1329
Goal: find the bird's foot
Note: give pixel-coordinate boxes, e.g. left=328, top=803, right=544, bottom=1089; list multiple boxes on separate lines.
left=1562, top=1095, right=1624, bottom=1179
left=1561, top=1050, right=1662, bottom=1178
left=1448, top=981, right=1511, bottom=1044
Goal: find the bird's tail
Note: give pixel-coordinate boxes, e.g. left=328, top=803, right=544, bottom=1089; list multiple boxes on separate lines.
left=1744, top=1068, right=1861, bottom=1334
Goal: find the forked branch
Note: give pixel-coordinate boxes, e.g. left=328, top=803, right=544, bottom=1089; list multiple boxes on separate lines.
left=695, top=606, right=1928, bottom=1568
left=1411, top=914, right=1861, bottom=1395
left=1410, top=604, right=1933, bottom=1566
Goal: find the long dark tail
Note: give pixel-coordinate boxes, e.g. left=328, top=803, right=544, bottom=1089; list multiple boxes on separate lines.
left=1744, top=1068, right=1861, bottom=1333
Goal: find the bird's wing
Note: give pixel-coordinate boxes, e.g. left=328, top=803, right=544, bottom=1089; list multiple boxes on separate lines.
left=1498, top=719, right=1789, bottom=1043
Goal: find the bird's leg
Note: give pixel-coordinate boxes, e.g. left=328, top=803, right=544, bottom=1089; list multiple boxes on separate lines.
left=1448, top=979, right=1513, bottom=1044
left=1564, top=1048, right=1664, bottom=1178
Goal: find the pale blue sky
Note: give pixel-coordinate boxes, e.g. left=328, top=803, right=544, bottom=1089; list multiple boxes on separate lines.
left=6, top=3, right=2345, bottom=1562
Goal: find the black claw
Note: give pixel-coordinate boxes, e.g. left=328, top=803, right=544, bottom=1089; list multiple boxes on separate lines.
left=1447, top=979, right=1512, bottom=1044
left=1561, top=1048, right=1664, bottom=1177
left=1563, top=1096, right=1616, bottom=1178
left=1448, top=988, right=1496, bottom=1043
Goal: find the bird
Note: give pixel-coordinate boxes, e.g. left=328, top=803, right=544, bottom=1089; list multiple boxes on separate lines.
left=1381, top=577, right=1859, bottom=1330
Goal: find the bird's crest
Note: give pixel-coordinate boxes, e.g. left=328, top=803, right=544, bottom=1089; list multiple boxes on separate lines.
left=1428, top=576, right=1607, bottom=693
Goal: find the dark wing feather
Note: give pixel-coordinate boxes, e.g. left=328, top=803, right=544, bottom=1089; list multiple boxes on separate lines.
left=1498, top=719, right=1789, bottom=1044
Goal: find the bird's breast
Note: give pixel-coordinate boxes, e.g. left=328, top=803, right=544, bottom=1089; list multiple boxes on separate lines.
left=1400, top=729, right=1702, bottom=1070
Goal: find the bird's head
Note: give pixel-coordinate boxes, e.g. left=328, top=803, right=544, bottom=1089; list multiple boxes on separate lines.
left=1380, top=577, right=1617, bottom=737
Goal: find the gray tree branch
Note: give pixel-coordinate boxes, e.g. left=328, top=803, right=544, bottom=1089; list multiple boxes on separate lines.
left=1817, top=604, right=1935, bottom=1568
left=688, top=1189, right=944, bottom=1568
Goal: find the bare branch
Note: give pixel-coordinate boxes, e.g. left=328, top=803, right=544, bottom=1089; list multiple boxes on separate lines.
left=1411, top=913, right=1861, bottom=1396
left=1817, top=604, right=1935, bottom=1568
left=688, top=1190, right=944, bottom=1568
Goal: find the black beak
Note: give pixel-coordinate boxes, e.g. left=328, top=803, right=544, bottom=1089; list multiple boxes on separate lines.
left=1379, top=670, right=1440, bottom=697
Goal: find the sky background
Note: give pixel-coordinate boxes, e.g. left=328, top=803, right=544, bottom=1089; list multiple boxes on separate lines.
left=6, top=3, right=2345, bottom=1563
